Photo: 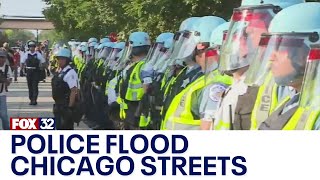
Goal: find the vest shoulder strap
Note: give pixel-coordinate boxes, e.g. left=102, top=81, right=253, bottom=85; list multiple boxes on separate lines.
left=64, top=68, right=73, bottom=74
left=5, top=65, right=9, bottom=75
left=129, top=61, right=144, bottom=80
left=28, top=53, right=38, bottom=58
left=60, top=68, right=73, bottom=78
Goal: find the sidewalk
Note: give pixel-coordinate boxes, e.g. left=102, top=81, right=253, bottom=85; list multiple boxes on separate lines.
left=6, top=76, right=90, bottom=130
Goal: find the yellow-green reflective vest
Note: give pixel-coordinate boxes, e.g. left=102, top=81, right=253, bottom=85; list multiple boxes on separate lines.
left=73, top=56, right=78, bottom=67
left=97, top=59, right=104, bottom=68
left=118, top=61, right=145, bottom=120
left=162, top=70, right=232, bottom=130
left=161, top=68, right=170, bottom=90
left=160, top=67, right=187, bottom=117
left=105, top=70, right=119, bottom=96
left=283, top=107, right=320, bottom=130
left=250, top=73, right=279, bottom=130
left=140, top=69, right=172, bottom=128
left=120, top=61, right=145, bottom=101
left=259, top=96, right=320, bottom=130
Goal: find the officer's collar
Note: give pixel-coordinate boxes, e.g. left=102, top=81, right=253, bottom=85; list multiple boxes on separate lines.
left=186, top=64, right=200, bottom=73
left=61, top=65, right=72, bottom=72
left=28, top=51, right=37, bottom=55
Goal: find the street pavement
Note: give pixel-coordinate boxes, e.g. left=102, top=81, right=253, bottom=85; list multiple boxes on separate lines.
left=7, top=76, right=90, bottom=130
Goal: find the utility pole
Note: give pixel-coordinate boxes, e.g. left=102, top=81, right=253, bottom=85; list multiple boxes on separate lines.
left=36, top=29, right=39, bottom=43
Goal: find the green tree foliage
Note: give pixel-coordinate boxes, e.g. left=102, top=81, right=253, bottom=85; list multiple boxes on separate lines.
left=43, top=0, right=241, bottom=40
left=43, top=0, right=319, bottom=41
left=122, top=0, right=240, bottom=38
left=0, top=31, right=9, bottom=46
left=39, top=30, right=64, bottom=46
left=4, top=29, right=35, bottom=46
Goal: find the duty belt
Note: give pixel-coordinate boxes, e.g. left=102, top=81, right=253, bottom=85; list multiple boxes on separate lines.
left=26, top=67, right=37, bottom=70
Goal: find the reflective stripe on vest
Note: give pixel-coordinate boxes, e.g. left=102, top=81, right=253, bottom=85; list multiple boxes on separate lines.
left=160, top=68, right=187, bottom=119
left=304, top=110, right=320, bottom=130
left=105, top=80, right=110, bottom=96
left=250, top=73, right=278, bottom=130
left=215, top=120, right=231, bottom=130
left=163, top=68, right=186, bottom=102
left=125, top=61, right=145, bottom=101
left=106, top=77, right=118, bottom=95
left=162, top=70, right=233, bottom=130
left=161, top=69, right=170, bottom=90
left=98, top=59, right=103, bottom=68
left=74, top=57, right=79, bottom=66
left=261, top=92, right=320, bottom=129
left=283, top=107, right=320, bottom=130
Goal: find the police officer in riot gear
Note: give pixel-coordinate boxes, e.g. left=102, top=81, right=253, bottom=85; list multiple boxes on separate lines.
left=52, top=48, right=79, bottom=130
left=258, top=2, right=320, bottom=130
left=115, top=32, right=151, bottom=130
left=21, top=41, right=46, bottom=105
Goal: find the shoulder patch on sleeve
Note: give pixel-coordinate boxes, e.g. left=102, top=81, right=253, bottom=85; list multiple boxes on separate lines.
left=209, top=84, right=226, bottom=102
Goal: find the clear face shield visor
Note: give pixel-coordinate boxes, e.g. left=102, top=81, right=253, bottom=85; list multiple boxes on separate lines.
left=74, top=47, right=82, bottom=58
left=145, top=42, right=165, bottom=66
left=95, top=48, right=100, bottom=59
left=78, top=46, right=87, bottom=59
left=219, top=6, right=276, bottom=73
left=174, top=31, right=201, bottom=66
left=70, top=44, right=78, bottom=56
left=153, top=47, right=171, bottom=72
left=246, top=33, right=313, bottom=88
left=113, top=42, right=133, bottom=70
left=203, top=46, right=220, bottom=73
left=300, top=44, right=320, bottom=108
left=98, top=47, right=113, bottom=60
left=166, top=32, right=185, bottom=66
left=107, top=48, right=122, bottom=61
left=87, top=46, right=96, bottom=60
left=193, top=42, right=221, bottom=84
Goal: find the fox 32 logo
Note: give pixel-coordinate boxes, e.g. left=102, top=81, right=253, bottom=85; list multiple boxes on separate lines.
left=10, top=118, right=55, bottom=130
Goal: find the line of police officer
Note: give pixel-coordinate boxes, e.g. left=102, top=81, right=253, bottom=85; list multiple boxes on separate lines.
left=52, top=0, right=320, bottom=130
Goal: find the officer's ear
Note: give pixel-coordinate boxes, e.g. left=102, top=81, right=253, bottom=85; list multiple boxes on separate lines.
left=192, top=48, right=197, bottom=62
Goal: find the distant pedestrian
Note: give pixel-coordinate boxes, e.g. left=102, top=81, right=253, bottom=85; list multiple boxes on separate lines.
left=13, top=49, right=20, bottom=82
left=0, top=49, right=13, bottom=130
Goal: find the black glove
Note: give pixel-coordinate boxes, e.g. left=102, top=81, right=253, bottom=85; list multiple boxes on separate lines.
left=71, top=105, right=83, bottom=125
left=108, top=102, right=120, bottom=119
left=135, top=116, right=140, bottom=122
